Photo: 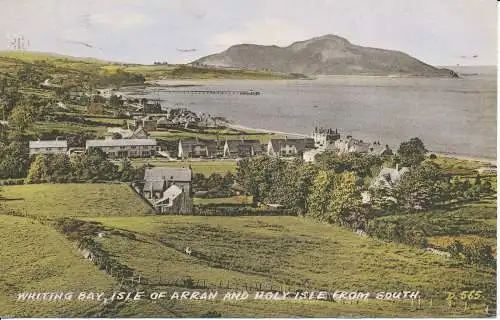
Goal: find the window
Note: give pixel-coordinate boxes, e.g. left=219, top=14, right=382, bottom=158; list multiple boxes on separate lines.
left=47, top=148, right=52, bottom=151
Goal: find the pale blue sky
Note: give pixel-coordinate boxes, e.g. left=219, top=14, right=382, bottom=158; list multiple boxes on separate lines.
left=0, top=0, right=497, bottom=65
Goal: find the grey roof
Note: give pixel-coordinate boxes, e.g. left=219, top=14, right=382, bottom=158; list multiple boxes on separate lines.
left=179, top=139, right=220, bottom=154
left=86, top=138, right=157, bottom=148
left=269, top=138, right=314, bottom=152
left=144, top=167, right=192, bottom=182
left=29, top=140, right=67, bottom=149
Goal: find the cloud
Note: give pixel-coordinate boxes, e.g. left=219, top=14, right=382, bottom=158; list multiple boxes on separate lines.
left=210, top=18, right=310, bottom=48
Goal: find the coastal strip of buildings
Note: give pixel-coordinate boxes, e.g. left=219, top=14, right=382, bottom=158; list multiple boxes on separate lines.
left=28, top=126, right=394, bottom=161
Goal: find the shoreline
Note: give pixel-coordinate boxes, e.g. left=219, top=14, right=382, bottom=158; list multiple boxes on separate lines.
left=222, top=121, right=309, bottom=138
left=224, top=122, right=496, bottom=165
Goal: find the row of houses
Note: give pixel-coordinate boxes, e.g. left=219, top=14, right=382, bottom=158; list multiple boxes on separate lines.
left=29, top=138, right=157, bottom=158
left=303, top=127, right=394, bottom=163
left=28, top=136, right=315, bottom=159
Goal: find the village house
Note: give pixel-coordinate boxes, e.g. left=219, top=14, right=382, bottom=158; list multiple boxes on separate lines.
left=334, top=137, right=372, bottom=154
left=29, top=139, right=68, bottom=156
left=135, top=115, right=159, bottom=131
left=86, top=138, right=157, bottom=158
left=134, top=167, right=193, bottom=214
left=106, top=126, right=149, bottom=139
left=267, top=138, right=315, bottom=157
left=223, top=139, right=263, bottom=158
left=178, top=139, right=219, bottom=159
left=312, top=127, right=341, bottom=150
left=369, top=143, right=393, bottom=157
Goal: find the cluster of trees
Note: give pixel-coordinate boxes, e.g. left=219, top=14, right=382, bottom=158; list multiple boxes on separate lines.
left=307, top=170, right=371, bottom=228
left=236, top=157, right=371, bottom=226
left=371, top=162, right=494, bottom=213
left=26, top=149, right=144, bottom=183
left=236, top=157, right=320, bottom=215
left=192, top=172, right=235, bottom=197
left=447, top=240, right=495, bottom=267
left=315, top=151, right=383, bottom=178
left=0, top=141, right=30, bottom=179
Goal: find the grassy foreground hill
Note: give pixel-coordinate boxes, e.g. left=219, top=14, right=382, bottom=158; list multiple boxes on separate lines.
left=0, top=184, right=495, bottom=317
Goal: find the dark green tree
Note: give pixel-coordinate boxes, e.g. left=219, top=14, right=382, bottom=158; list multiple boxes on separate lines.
left=397, top=137, right=427, bottom=167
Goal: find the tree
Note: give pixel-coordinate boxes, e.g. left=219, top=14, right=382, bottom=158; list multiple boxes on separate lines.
left=8, top=105, right=34, bottom=134
left=192, top=173, right=206, bottom=191
left=307, top=170, right=335, bottom=221
left=26, top=154, right=71, bottom=183
left=393, top=162, right=445, bottom=211
left=0, top=141, right=30, bottom=179
left=397, top=137, right=427, bottom=167
left=109, top=94, right=123, bottom=108
left=236, top=157, right=277, bottom=205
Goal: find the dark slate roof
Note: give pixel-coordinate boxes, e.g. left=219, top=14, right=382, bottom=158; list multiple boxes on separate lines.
left=144, top=167, right=192, bottom=182
left=180, top=139, right=220, bottom=154
left=226, top=139, right=262, bottom=152
left=269, top=138, right=314, bottom=152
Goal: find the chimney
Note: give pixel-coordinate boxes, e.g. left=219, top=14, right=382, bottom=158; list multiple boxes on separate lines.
left=396, top=163, right=399, bottom=171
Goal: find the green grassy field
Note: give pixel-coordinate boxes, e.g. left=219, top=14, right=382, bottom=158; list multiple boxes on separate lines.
left=377, top=197, right=497, bottom=254
left=1, top=184, right=152, bottom=218
left=0, top=183, right=495, bottom=317
left=79, top=214, right=495, bottom=316
left=193, top=195, right=252, bottom=205
left=0, top=214, right=118, bottom=317
left=0, top=51, right=294, bottom=81
left=131, top=159, right=237, bottom=176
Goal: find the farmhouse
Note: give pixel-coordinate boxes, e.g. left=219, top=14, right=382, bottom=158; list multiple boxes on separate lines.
left=134, top=167, right=193, bottom=214
left=29, top=139, right=68, bottom=156
left=86, top=138, right=157, bottom=158
left=223, top=139, right=263, bottom=158
left=267, top=138, right=314, bottom=157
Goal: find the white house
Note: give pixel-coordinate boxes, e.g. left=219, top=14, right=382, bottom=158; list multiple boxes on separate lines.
left=267, top=138, right=314, bottom=157
left=86, top=138, right=157, bottom=158
left=29, top=140, right=68, bottom=156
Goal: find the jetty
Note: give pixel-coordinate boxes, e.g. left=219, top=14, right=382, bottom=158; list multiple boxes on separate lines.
left=160, top=90, right=261, bottom=96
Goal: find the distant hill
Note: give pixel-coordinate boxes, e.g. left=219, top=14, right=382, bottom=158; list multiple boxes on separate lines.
left=192, top=34, right=459, bottom=77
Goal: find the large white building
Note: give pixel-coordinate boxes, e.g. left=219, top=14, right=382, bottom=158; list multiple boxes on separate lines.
left=29, top=140, right=68, bottom=156
left=86, top=138, right=157, bottom=158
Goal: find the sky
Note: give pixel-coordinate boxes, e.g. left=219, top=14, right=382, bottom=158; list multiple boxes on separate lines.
left=0, top=0, right=497, bottom=65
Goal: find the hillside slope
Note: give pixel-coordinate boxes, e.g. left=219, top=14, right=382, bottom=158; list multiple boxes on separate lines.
left=192, top=34, right=458, bottom=77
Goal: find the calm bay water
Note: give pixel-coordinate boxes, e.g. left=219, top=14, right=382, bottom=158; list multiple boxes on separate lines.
left=132, top=66, right=497, bottom=158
